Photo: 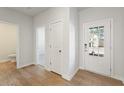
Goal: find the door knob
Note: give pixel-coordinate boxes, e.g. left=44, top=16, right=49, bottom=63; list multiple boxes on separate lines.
left=84, top=44, right=87, bottom=48
left=84, top=43, right=88, bottom=52
left=59, top=50, right=62, bottom=53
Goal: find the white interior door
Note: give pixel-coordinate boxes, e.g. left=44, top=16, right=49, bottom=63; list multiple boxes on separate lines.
left=36, top=27, right=45, bottom=67
left=49, top=21, right=63, bottom=75
left=83, top=19, right=111, bottom=76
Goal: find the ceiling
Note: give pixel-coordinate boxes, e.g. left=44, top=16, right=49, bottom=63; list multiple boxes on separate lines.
left=8, top=7, right=88, bottom=16
left=8, top=7, right=49, bottom=16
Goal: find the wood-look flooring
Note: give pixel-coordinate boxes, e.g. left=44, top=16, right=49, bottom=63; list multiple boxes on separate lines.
left=0, top=62, right=123, bottom=86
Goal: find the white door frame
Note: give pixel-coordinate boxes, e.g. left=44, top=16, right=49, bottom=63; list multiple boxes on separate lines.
left=35, top=28, right=41, bottom=66
left=35, top=30, right=38, bottom=65
left=35, top=29, right=41, bottom=65
left=0, top=20, right=20, bottom=68
left=82, top=18, right=114, bottom=77
left=48, top=19, right=64, bottom=75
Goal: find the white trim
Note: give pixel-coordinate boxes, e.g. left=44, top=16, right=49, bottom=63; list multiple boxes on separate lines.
left=62, top=68, right=79, bottom=81
left=45, top=66, right=51, bottom=72
left=112, top=75, right=124, bottom=84
left=62, top=74, right=72, bottom=81
left=16, top=25, right=20, bottom=69
left=110, top=19, right=114, bottom=77
left=0, top=20, right=20, bottom=69
left=0, top=59, right=10, bottom=63
left=80, top=68, right=110, bottom=77
left=79, top=66, right=85, bottom=70
left=70, top=68, right=79, bottom=80
left=33, top=16, right=37, bottom=65
left=83, top=23, right=86, bottom=69
left=82, top=18, right=114, bottom=77
left=79, top=67, right=124, bottom=84
left=17, top=62, right=35, bottom=69
left=35, top=28, right=39, bottom=65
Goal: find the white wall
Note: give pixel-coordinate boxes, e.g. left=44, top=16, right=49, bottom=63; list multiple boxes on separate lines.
left=69, top=8, right=79, bottom=77
left=79, top=8, right=124, bottom=82
left=0, top=8, right=33, bottom=68
left=0, top=22, right=17, bottom=62
left=33, top=7, right=70, bottom=80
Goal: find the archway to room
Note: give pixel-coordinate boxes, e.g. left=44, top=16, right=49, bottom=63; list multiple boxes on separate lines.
left=0, top=21, right=19, bottom=69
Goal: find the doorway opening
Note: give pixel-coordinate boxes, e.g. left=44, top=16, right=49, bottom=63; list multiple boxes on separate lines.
left=0, top=21, right=19, bottom=68
left=35, top=20, right=64, bottom=76
left=36, top=27, right=45, bottom=67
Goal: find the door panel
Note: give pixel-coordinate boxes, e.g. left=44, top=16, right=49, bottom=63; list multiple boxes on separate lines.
left=49, top=21, right=63, bottom=75
left=84, top=19, right=111, bottom=76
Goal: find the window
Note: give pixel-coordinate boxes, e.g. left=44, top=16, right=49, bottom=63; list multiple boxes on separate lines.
left=89, top=26, right=104, bottom=57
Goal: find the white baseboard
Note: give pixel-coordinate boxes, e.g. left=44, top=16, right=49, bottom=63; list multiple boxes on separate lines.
left=79, top=66, right=85, bottom=70
left=0, top=59, right=10, bottom=63
left=70, top=68, right=79, bottom=79
left=62, top=74, right=72, bottom=81
left=17, top=62, right=35, bottom=69
left=80, top=66, right=124, bottom=84
left=44, top=66, right=51, bottom=71
left=112, top=75, right=124, bottom=84
left=62, top=68, right=79, bottom=81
